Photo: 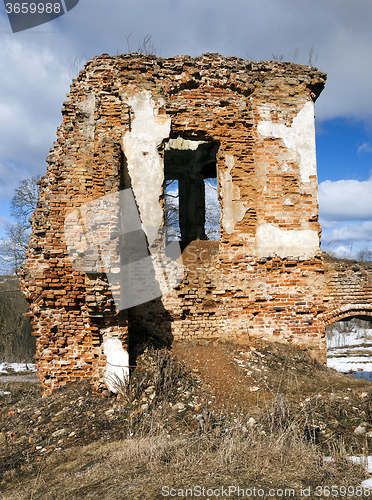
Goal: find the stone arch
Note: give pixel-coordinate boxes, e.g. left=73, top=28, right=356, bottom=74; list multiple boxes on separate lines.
left=321, top=306, right=372, bottom=328
left=323, top=305, right=372, bottom=379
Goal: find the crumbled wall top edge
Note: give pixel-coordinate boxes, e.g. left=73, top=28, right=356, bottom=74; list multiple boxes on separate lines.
left=88, top=51, right=325, bottom=74
left=73, top=53, right=326, bottom=101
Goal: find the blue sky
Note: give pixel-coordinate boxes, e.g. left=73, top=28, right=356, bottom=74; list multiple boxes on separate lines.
left=0, top=0, right=371, bottom=258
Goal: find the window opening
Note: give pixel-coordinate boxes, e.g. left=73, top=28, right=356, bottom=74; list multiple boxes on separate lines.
left=164, top=137, right=220, bottom=244
left=204, top=178, right=220, bottom=240
left=164, top=179, right=180, bottom=241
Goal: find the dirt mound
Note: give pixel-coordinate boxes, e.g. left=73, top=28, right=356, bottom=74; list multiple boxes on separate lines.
left=174, top=339, right=372, bottom=445
left=1, top=340, right=372, bottom=498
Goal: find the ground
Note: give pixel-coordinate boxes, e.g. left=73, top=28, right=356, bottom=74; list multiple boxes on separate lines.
left=1, top=339, right=372, bottom=499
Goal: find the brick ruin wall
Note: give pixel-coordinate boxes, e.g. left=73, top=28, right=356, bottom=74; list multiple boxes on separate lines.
left=18, top=53, right=372, bottom=394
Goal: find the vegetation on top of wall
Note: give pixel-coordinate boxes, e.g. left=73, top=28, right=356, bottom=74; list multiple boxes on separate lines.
left=323, top=251, right=372, bottom=267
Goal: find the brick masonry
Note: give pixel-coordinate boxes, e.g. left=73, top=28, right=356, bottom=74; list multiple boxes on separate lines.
left=18, top=53, right=372, bottom=394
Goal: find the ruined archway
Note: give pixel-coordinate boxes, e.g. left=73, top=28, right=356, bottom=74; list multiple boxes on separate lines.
left=323, top=308, right=372, bottom=380
left=326, top=316, right=372, bottom=380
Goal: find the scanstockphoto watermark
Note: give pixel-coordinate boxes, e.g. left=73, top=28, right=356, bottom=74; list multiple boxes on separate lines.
left=161, top=485, right=372, bottom=497
left=3, top=0, right=79, bottom=33
left=64, top=189, right=183, bottom=312
left=162, top=485, right=296, bottom=497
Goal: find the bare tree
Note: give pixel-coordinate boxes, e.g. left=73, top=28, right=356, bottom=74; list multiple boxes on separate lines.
left=357, top=248, right=372, bottom=262
left=0, top=223, right=30, bottom=275
left=164, top=179, right=220, bottom=241
left=10, top=176, right=40, bottom=229
left=204, top=180, right=220, bottom=240
left=0, top=176, right=40, bottom=274
left=164, top=179, right=180, bottom=240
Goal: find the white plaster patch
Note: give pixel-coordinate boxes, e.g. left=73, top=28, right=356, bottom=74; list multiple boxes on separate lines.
left=78, top=94, right=95, bottom=140
left=257, top=101, right=316, bottom=183
left=255, top=223, right=319, bottom=259
left=220, top=154, right=247, bottom=234
left=103, top=338, right=129, bottom=393
left=123, top=90, right=171, bottom=244
left=165, top=136, right=205, bottom=151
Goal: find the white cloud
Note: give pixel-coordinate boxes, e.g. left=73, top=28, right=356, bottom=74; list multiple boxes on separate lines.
left=320, top=221, right=372, bottom=258
left=321, top=221, right=372, bottom=244
left=319, top=175, right=372, bottom=257
left=331, top=245, right=353, bottom=258
left=319, top=177, right=372, bottom=221
left=0, top=161, right=30, bottom=200
left=327, top=245, right=356, bottom=259
left=52, top=0, right=372, bottom=123
left=319, top=218, right=338, bottom=230
left=0, top=33, right=74, bottom=202
left=357, top=143, right=372, bottom=154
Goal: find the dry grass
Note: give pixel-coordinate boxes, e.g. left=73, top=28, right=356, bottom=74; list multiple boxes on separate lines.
left=0, top=417, right=366, bottom=500
left=0, top=345, right=370, bottom=499
left=0, top=380, right=40, bottom=406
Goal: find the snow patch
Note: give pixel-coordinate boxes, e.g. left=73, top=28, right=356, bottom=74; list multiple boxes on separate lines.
left=0, top=362, right=36, bottom=373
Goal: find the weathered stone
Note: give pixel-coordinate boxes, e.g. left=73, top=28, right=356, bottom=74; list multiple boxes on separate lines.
left=354, top=425, right=367, bottom=435
left=172, top=402, right=186, bottom=411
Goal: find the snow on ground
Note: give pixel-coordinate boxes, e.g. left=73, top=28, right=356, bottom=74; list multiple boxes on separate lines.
left=345, top=457, right=372, bottom=489
left=327, top=327, right=372, bottom=350
left=347, top=456, right=372, bottom=473
left=362, top=478, right=372, bottom=488
left=0, top=363, right=37, bottom=397
left=327, top=319, right=372, bottom=380
left=331, top=456, right=372, bottom=488
left=0, top=362, right=36, bottom=374
left=327, top=357, right=372, bottom=380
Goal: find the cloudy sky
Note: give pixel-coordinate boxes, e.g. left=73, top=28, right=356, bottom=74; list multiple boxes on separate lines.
left=0, top=0, right=371, bottom=258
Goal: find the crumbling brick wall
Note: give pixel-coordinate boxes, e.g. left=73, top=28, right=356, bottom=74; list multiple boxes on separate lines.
left=19, top=53, right=371, bottom=394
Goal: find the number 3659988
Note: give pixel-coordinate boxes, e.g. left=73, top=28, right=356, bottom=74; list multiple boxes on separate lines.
left=5, top=3, right=62, bottom=14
